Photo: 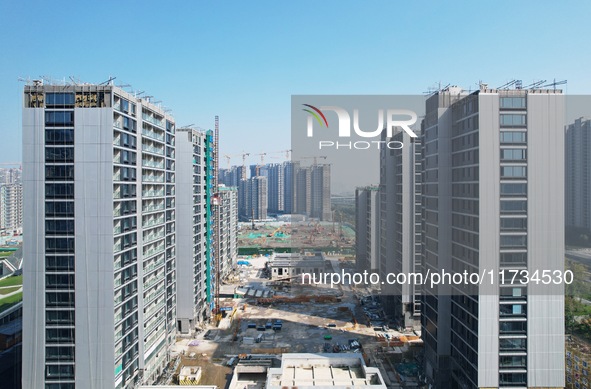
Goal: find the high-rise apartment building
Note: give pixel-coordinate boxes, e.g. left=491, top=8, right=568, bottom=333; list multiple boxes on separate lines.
left=218, top=186, right=238, bottom=280
left=355, top=186, right=379, bottom=273
left=420, top=85, right=565, bottom=388
left=22, top=84, right=178, bottom=388
left=267, top=163, right=285, bottom=214
left=175, top=128, right=209, bottom=334
left=238, top=176, right=267, bottom=221
left=0, top=183, right=23, bottom=232
left=378, top=130, right=422, bottom=328
left=566, top=117, right=591, bottom=232
left=310, top=164, right=332, bottom=221
left=283, top=161, right=298, bottom=214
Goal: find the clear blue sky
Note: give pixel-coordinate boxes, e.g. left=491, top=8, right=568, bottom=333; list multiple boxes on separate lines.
left=0, top=0, right=589, bottom=166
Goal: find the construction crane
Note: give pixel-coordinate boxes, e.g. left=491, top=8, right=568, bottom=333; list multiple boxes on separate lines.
left=253, top=152, right=267, bottom=176
left=222, top=153, right=250, bottom=180
left=299, top=155, right=327, bottom=166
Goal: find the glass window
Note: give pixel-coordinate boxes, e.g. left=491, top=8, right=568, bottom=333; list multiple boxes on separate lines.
left=500, top=252, right=527, bottom=265
left=45, top=129, right=74, bottom=145
left=45, top=111, right=74, bottom=127
left=46, top=328, right=75, bottom=344
left=500, top=235, right=527, bottom=248
left=500, top=183, right=527, bottom=196
left=46, top=166, right=74, bottom=181
left=499, top=320, right=527, bottom=334
left=45, top=93, right=75, bottom=107
left=45, top=310, right=75, bottom=326
left=499, top=337, right=526, bottom=351
left=45, top=183, right=74, bottom=199
left=46, top=256, right=75, bottom=271
left=500, top=217, right=527, bottom=231
left=500, top=114, right=526, bottom=127
left=121, top=99, right=129, bottom=113
left=45, top=345, right=75, bottom=361
left=45, top=237, right=75, bottom=253
left=500, top=131, right=527, bottom=144
left=46, top=201, right=74, bottom=217
left=500, top=149, right=526, bottom=161
left=500, top=97, right=526, bottom=109
left=46, top=274, right=75, bottom=289
left=46, top=292, right=75, bottom=307
left=500, top=200, right=527, bottom=213
left=45, top=220, right=75, bottom=235
left=501, top=166, right=527, bottom=178
left=499, top=355, right=527, bottom=368
left=46, top=147, right=74, bottom=162
left=45, top=364, right=75, bottom=379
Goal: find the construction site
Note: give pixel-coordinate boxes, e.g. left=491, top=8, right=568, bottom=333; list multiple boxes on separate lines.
left=237, top=221, right=356, bottom=255
left=171, top=255, right=424, bottom=388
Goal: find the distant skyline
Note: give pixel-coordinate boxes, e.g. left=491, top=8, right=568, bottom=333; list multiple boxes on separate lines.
left=1, top=0, right=590, bottom=166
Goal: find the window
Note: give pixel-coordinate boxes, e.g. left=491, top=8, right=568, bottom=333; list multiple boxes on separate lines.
left=46, top=256, right=75, bottom=271
left=45, top=129, right=74, bottom=145
left=500, top=252, right=527, bottom=265
left=45, top=111, right=74, bottom=127
left=45, top=237, right=75, bottom=253
left=499, top=320, right=527, bottom=334
left=45, top=364, right=75, bottom=380
left=501, top=166, right=526, bottom=178
left=46, top=166, right=74, bottom=181
left=499, top=372, right=526, bottom=385
left=500, top=200, right=527, bottom=213
left=499, top=355, right=527, bottom=368
left=121, top=99, right=129, bottom=113
left=45, top=220, right=75, bottom=235
left=500, top=97, right=526, bottom=109
left=46, top=202, right=74, bottom=217
left=46, top=274, right=75, bottom=289
left=500, top=114, right=526, bottom=127
left=500, top=131, right=527, bottom=144
left=500, top=149, right=526, bottom=161
left=500, top=235, right=527, bottom=248
left=500, top=304, right=525, bottom=316
left=46, top=147, right=74, bottom=162
left=45, top=93, right=75, bottom=108
left=123, top=117, right=136, bottom=132
left=45, top=345, right=75, bottom=361
left=46, top=292, right=75, bottom=307
left=500, top=217, right=527, bottom=231
left=499, top=337, right=526, bottom=351
left=46, top=183, right=74, bottom=199
left=46, top=328, right=75, bottom=344
left=46, top=310, right=75, bottom=326
left=500, top=183, right=527, bottom=196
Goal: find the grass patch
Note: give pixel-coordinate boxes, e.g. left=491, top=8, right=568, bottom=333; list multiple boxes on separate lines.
left=0, top=252, right=13, bottom=257
left=0, top=286, right=21, bottom=295
left=0, top=291, right=22, bottom=312
left=0, top=275, right=22, bottom=288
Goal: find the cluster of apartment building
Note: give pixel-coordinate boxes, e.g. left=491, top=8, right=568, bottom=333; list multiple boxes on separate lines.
left=357, top=84, right=566, bottom=388
left=21, top=82, right=238, bottom=389
left=219, top=161, right=331, bottom=222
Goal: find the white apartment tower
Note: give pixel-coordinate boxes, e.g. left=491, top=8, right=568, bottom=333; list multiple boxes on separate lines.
left=23, top=84, right=177, bottom=388
left=420, top=86, right=565, bottom=388
left=175, top=128, right=208, bottom=334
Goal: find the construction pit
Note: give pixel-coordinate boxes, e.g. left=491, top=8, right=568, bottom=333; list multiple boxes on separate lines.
left=172, top=255, right=423, bottom=388
left=237, top=221, right=355, bottom=255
